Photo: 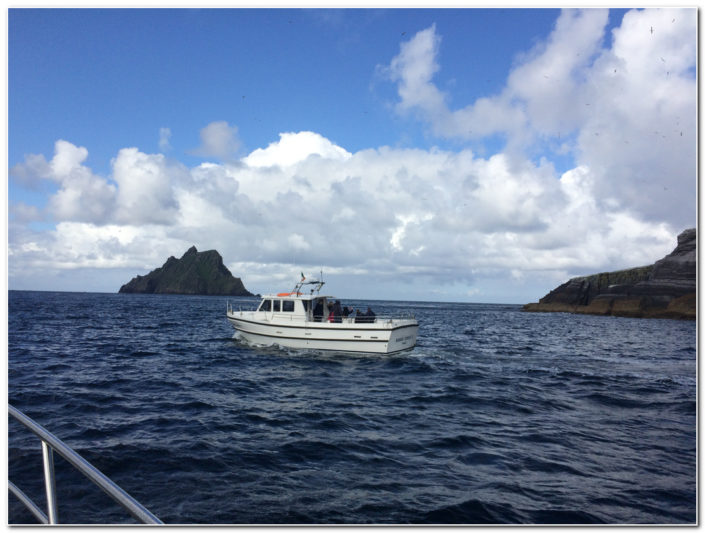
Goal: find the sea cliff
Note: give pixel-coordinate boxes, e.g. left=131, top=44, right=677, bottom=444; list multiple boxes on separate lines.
left=523, top=228, right=696, bottom=320
left=119, top=246, right=254, bottom=296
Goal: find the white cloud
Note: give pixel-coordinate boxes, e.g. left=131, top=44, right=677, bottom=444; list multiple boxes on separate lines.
left=191, top=121, right=242, bottom=161
left=11, top=139, right=117, bottom=223
left=385, top=23, right=447, bottom=124
left=8, top=129, right=677, bottom=299
left=383, top=8, right=696, bottom=229
left=10, top=203, right=42, bottom=224
left=288, top=233, right=311, bottom=251
left=48, top=173, right=116, bottom=223
left=575, top=8, right=696, bottom=226
left=49, top=139, right=90, bottom=179
left=9, top=153, right=54, bottom=187
left=112, top=148, right=182, bottom=225
left=244, top=131, right=351, bottom=168
left=11, top=141, right=184, bottom=226
left=8, top=9, right=694, bottom=302
left=391, top=213, right=434, bottom=252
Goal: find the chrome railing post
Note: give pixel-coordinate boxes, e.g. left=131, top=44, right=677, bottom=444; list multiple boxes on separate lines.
left=8, top=405, right=163, bottom=524
left=41, top=441, right=59, bottom=524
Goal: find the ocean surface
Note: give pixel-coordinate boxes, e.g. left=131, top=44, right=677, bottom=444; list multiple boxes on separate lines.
left=8, top=290, right=696, bottom=524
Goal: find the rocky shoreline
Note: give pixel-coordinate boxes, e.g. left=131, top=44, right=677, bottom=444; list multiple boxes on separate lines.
left=523, top=228, right=696, bottom=320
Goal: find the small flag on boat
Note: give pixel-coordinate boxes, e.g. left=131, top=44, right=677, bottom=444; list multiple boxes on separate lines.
left=301, top=272, right=306, bottom=281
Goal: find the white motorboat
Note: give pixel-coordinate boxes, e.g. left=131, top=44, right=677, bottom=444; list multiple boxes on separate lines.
left=227, top=277, right=418, bottom=354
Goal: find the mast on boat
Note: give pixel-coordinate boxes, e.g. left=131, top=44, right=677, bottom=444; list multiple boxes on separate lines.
left=293, top=271, right=325, bottom=295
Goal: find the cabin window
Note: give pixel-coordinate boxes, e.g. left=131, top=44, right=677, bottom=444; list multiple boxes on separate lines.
left=302, top=300, right=310, bottom=312
left=282, top=300, right=295, bottom=312
left=259, top=300, right=272, bottom=312
left=273, top=300, right=281, bottom=312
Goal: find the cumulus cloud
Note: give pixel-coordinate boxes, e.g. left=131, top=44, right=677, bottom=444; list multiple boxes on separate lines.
left=9, top=153, right=54, bottom=188
left=112, top=148, right=182, bottom=224
left=11, top=140, right=183, bottom=226
left=10, top=139, right=117, bottom=223
left=10, top=203, right=42, bottom=224
left=8, top=129, right=677, bottom=299
left=383, top=8, right=696, bottom=229
left=385, top=24, right=448, bottom=124
left=8, top=8, right=695, bottom=301
left=244, top=131, right=351, bottom=168
left=191, top=121, right=242, bottom=161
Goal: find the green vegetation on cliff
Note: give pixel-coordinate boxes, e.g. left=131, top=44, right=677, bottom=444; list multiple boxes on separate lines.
left=118, top=246, right=253, bottom=296
left=577, top=265, right=653, bottom=291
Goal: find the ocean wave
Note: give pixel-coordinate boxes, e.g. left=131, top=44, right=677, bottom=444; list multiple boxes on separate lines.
left=7, top=291, right=696, bottom=525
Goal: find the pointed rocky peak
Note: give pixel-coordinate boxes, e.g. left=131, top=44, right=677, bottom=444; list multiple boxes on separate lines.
left=183, top=246, right=198, bottom=258
left=118, top=247, right=253, bottom=296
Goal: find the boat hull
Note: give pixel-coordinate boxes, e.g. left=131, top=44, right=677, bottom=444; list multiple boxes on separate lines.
left=227, top=312, right=418, bottom=354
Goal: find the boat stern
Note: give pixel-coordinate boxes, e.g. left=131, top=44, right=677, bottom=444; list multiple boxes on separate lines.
left=385, top=319, right=418, bottom=353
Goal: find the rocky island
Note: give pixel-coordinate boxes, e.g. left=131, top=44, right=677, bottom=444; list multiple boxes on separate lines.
left=119, top=246, right=254, bottom=296
left=523, top=228, right=696, bottom=320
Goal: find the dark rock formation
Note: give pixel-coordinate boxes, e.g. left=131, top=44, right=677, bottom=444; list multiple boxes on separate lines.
left=119, top=246, right=254, bottom=296
left=523, top=228, right=696, bottom=320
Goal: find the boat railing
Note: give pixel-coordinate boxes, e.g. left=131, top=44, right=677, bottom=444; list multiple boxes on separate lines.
left=8, top=404, right=163, bottom=525
left=228, top=301, right=258, bottom=313
left=227, top=303, right=415, bottom=323
left=314, top=313, right=416, bottom=324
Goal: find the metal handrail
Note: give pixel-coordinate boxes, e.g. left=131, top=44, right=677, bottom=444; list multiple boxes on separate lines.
left=228, top=305, right=415, bottom=322
left=227, top=302, right=415, bottom=320
left=8, top=480, right=48, bottom=524
left=8, top=404, right=163, bottom=525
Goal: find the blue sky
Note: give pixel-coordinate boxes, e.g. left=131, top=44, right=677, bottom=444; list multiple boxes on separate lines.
left=10, top=9, right=567, bottom=171
left=8, top=8, right=697, bottom=303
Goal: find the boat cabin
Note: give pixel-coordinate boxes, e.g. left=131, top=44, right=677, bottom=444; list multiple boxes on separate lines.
left=256, top=293, right=335, bottom=322
left=252, top=278, right=375, bottom=325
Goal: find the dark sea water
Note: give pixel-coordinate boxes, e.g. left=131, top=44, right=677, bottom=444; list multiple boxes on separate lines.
left=8, top=290, right=696, bottom=524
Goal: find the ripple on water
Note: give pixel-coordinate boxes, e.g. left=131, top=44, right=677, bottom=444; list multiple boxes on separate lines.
left=7, top=292, right=696, bottom=525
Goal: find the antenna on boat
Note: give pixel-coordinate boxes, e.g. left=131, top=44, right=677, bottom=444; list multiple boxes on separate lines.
left=313, top=269, right=324, bottom=294
left=293, top=271, right=325, bottom=295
